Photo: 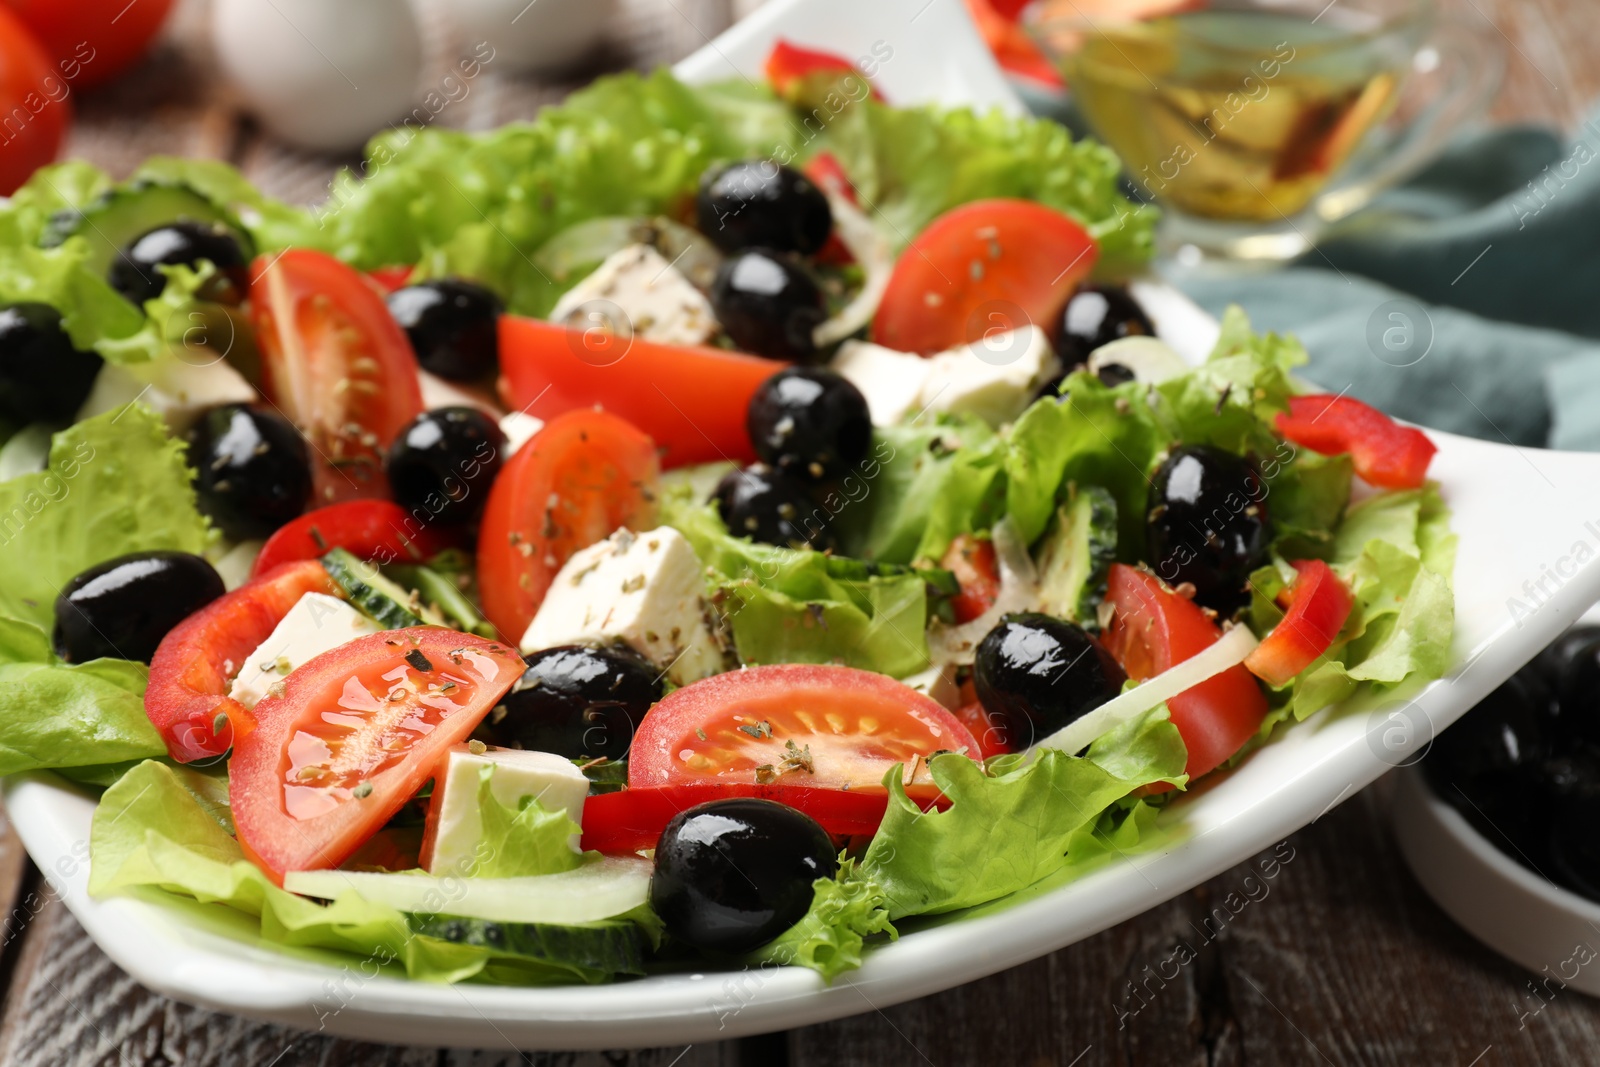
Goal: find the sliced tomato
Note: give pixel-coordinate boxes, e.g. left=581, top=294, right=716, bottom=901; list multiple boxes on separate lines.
left=765, top=39, right=880, bottom=107
left=0, top=7, right=68, bottom=195
left=941, top=534, right=1002, bottom=624
left=250, top=500, right=456, bottom=580
left=1275, top=394, right=1437, bottom=489
left=477, top=408, right=659, bottom=643
left=1103, top=564, right=1267, bottom=782
left=579, top=783, right=910, bottom=853
left=364, top=265, right=414, bottom=293
left=144, top=561, right=340, bottom=763
left=229, top=628, right=524, bottom=883
left=802, top=152, right=857, bottom=266
left=249, top=249, right=424, bottom=505
left=873, top=199, right=1098, bottom=355
left=1244, top=559, right=1354, bottom=687
left=5, top=0, right=175, bottom=90
left=497, top=314, right=781, bottom=469
left=629, top=665, right=981, bottom=807
left=952, top=701, right=1014, bottom=759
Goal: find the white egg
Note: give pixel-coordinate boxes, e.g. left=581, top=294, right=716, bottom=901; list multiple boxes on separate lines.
left=212, top=0, right=423, bottom=152
left=452, top=0, right=615, bottom=75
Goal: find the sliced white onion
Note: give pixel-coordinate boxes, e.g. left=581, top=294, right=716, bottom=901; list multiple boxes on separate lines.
left=1030, top=623, right=1260, bottom=758
left=812, top=190, right=895, bottom=349
left=928, top=518, right=1040, bottom=667
left=1087, top=336, right=1190, bottom=386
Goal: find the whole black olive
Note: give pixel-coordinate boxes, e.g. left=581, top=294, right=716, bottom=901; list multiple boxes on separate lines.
left=108, top=221, right=251, bottom=306
left=385, top=407, right=506, bottom=525
left=1544, top=627, right=1600, bottom=748
left=710, top=250, right=827, bottom=362
left=53, top=551, right=225, bottom=664
left=0, top=303, right=104, bottom=423
left=712, top=464, right=835, bottom=552
left=746, top=366, right=870, bottom=481
left=651, top=797, right=837, bottom=953
left=695, top=161, right=833, bottom=257
left=1146, top=445, right=1271, bottom=616
left=974, top=613, right=1127, bottom=749
left=477, top=645, right=663, bottom=761
left=187, top=404, right=313, bottom=540
left=386, top=279, right=504, bottom=381
left=1054, top=284, right=1154, bottom=369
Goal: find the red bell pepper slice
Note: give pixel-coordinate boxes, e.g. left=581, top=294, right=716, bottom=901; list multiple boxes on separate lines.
left=1244, top=560, right=1355, bottom=687
left=1275, top=394, right=1437, bottom=489
left=765, top=39, right=882, bottom=106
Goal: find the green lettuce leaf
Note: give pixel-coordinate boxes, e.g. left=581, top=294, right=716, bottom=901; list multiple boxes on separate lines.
left=471, top=764, right=584, bottom=879
left=752, top=857, right=896, bottom=982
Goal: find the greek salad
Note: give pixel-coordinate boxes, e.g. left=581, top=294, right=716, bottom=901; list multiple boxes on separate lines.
left=0, top=48, right=1454, bottom=987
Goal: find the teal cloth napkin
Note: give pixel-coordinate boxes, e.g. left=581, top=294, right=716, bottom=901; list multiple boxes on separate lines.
left=1166, top=111, right=1600, bottom=451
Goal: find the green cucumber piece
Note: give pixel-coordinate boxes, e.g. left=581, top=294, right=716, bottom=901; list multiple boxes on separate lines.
left=40, top=180, right=255, bottom=281
left=321, top=548, right=446, bottom=629
left=575, top=757, right=628, bottom=795
left=386, top=562, right=495, bottom=637
left=1036, top=484, right=1119, bottom=629
left=410, top=914, right=647, bottom=977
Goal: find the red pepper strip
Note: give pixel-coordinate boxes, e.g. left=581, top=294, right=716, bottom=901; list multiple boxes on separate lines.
left=1275, top=394, right=1438, bottom=489
left=1244, top=560, right=1355, bottom=687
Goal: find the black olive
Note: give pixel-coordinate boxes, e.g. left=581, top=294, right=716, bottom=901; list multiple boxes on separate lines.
left=1427, top=669, right=1553, bottom=785
left=1542, top=627, right=1600, bottom=748
left=53, top=551, right=225, bottom=664
left=710, top=250, right=827, bottom=362
left=695, top=161, right=833, bottom=257
left=1054, top=284, right=1154, bottom=369
left=974, top=613, right=1127, bottom=749
left=385, top=406, right=506, bottom=525
left=1145, top=445, right=1271, bottom=616
left=0, top=303, right=104, bottom=423
left=651, top=797, right=837, bottom=953
left=712, top=464, right=836, bottom=552
left=1549, top=796, right=1600, bottom=901
left=108, top=221, right=250, bottom=306
left=386, top=279, right=504, bottom=381
left=478, top=645, right=663, bottom=761
left=187, top=404, right=313, bottom=540
left=746, top=366, right=870, bottom=482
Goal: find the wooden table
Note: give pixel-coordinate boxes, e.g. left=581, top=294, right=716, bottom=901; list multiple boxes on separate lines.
left=9, top=0, right=1600, bottom=1062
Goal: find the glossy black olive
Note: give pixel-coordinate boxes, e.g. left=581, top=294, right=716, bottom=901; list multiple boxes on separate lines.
left=1544, top=627, right=1600, bottom=748
left=651, top=797, right=837, bottom=953
left=108, top=222, right=250, bottom=306
left=53, top=551, right=224, bottom=664
left=974, top=613, right=1127, bottom=749
left=1425, top=669, right=1553, bottom=789
left=712, top=464, right=836, bottom=552
left=478, top=645, right=664, bottom=761
left=1549, top=796, right=1600, bottom=901
left=1054, top=284, right=1154, bottom=369
left=385, top=406, right=506, bottom=525
left=710, top=250, right=827, bottom=362
left=746, top=366, right=870, bottom=481
left=1146, top=445, right=1271, bottom=616
left=0, top=303, right=104, bottom=423
left=187, top=404, right=313, bottom=540
left=695, top=161, right=833, bottom=257
left=386, top=279, right=504, bottom=381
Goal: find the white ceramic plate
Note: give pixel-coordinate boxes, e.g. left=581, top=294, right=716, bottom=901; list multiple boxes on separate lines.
left=10, top=0, right=1600, bottom=1050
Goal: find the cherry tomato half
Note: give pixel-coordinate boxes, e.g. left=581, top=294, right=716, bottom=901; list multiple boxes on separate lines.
left=4, top=0, right=175, bottom=89
left=249, top=500, right=456, bottom=580
left=0, top=6, right=68, bottom=195
left=941, top=534, right=1001, bottom=624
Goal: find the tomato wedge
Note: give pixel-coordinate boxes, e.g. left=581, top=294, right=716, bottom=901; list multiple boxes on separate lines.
left=145, top=561, right=340, bottom=763
left=497, top=315, right=782, bottom=469
left=952, top=701, right=1014, bottom=759
left=250, top=249, right=424, bottom=505
left=1275, top=394, right=1437, bottom=489
left=629, top=664, right=981, bottom=805
left=477, top=408, right=659, bottom=643
left=580, top=783, right=909, bottom=853
left=873, top=199, right=1098, bottom=355
left=765, top=39, right=881, bottom=107
left=941, top=534, right=1002, bottom=624
left=364, top=265, right=415, bottom=293
left=229, top=628, right=524, bottom=883
left=250, top=500, right=456, bottom=580
left=1102, top=564, right=1268, bottom=782
left=1244, top=560, right=1354, bottom=687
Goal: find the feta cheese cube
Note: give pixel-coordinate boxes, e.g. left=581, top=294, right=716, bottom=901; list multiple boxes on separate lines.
left=519, top=526, right=724, bottom=687
left=830, top=340, right=933, bottom=426
left=498, top=410, right=544, bottom=456
left=227, top=593, right=381, bottom=708
left=424, top=746, right=590, bottom=875
left=77, top=354, right=257, bottom=434
left=897, top=662, right=960, bottom=710
left=418, top=370, right=500, bottom=415
left=549, top=244, right=717, bottom=348
left=919, top=325, right=1058, bottom=427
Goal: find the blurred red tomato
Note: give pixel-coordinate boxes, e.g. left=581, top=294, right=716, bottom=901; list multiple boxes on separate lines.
left=0, top=5, right=67, bottom=194
left=3, top=0, right=176, bottom=90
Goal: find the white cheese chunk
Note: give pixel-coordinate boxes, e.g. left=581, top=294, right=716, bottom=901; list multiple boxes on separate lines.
left=830, top=340, right=933, bottom=426
left=897, top=662, right=961, bottom=711
left=77, top=354, right=257, bottom=434
left=549, top=244, right=717, bottom=348
left=418, top=370, right=501, bottom=415
left=519, top=526, right=724, bottom=687
left=918, top=325, right=1058, bottom=427
left=498, top=410, right=544, bottom=456
left=424, top=746, right=590, bottom=875
left=227, top=592, right=380, bottom=709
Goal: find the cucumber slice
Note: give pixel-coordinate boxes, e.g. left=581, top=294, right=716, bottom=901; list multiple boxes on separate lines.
left=284, top=854, right=652, bottom=924
left=1036, top=484, right=1118, bottom=629
left=321, top=548, right=447, bottom=629
left=385, top=562, right=495, bottom=637
left=411, top=914, right=647, bottom=976
left=40, top=181, right=254, bottom=281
